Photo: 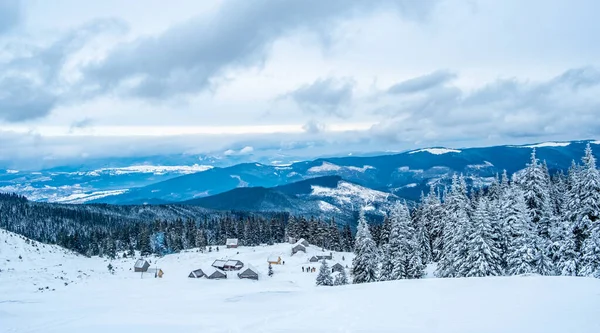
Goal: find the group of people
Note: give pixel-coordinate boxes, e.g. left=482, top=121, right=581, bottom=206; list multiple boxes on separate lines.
left=302, top=266, right=316, bottom=273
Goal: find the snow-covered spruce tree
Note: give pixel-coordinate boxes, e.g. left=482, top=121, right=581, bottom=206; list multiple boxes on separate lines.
left=518, top=149, right=553, bottom=240
left=576, top=144, right=600, bottom=265
left=195, top=228, right=207, bottom=252
left=268, top=263, right=273, bottom=277
left=504, top=185, right=537, bottom=275
left=414, top=202, right=432, bottom=265
left=351, top=209, right=379, bottom=284
left=581, top=218, right=600, bottom=277
left=436, top=175, right=470, bottom=278
left=334, top=267, right=349, bottom=286
left=379, top=245, right=394, bottom=282
left=316, top=260, right=334, bottom=286
left=532, top=234, right=556, bottom=276
left=387, top=201, right=425, bottom=280
left=423, top=185, right=443, bottom=262
left=552, top=214, right=580, bottom=276
left=461, top=197, right=503, bottom=277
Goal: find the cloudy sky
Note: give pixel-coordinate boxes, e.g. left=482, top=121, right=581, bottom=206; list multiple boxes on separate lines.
left=1, top=0, right=600, bottom=168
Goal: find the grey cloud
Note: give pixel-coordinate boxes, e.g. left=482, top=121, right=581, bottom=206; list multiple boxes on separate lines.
left=82, top=0, right=439, bottom=99
left=0, top=19, right=127, bottom=122
left=287, top=78, right=354, bottom=117
left=303, top=119, right=327, bottom=134
left=372, top=67, right=600, bottom=144
left=0, top=0, right=21, bottom=34
left=387, top=70, right=456, bottom=94
left=69, top=118, right=94, bottom=131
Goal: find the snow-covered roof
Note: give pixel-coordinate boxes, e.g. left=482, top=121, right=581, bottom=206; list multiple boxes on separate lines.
left=240, top=263, right=259, bottom=275
left=212, top=260, right=227, bottom=268
left=294, top=238, right=309, bottom=246
left=203, top=266, right=227, bottom=278
left=134, top=259, right=148, bottom=268
left=226, top=238, right=238, bottom=245
left=225, top=260, right=243, bottom=266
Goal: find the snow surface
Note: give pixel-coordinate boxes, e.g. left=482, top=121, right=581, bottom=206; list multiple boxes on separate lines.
left=50, top=189, right=129, bottom=204
left=307, top=162, right=342, bottom=173
left=317, top=200, right=341, bottom=212
left=522, top=142, right=571, bottom=148
left=230, top=175, right=249, bottom=187
left=2, top=229, right=600, bottom=333
left=466, top=161, right=494, bottom=169
left=346, top=165, right=375, bottom=172
left=311, top=181, right=392, bottom=207
left=81, top=164, right=213, bottom=176
left=409, top=148, right=462, bottom=155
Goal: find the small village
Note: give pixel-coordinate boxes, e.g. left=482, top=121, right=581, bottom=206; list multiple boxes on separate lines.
left=131, top=237, right=350, bottom=283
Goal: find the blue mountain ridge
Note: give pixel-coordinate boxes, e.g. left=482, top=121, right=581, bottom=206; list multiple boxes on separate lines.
left=92, top=140, right=599, bottom=205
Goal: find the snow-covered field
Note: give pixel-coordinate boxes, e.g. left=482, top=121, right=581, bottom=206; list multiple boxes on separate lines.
left=1, top=229, right=599, bottom=333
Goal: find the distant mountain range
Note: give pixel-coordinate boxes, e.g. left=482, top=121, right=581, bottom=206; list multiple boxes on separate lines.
left=1, top=140, right=599, bottom=219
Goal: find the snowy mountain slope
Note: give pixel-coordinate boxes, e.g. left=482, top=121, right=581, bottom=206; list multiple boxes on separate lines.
left=181, top=176, right=396, bottom=220
left=1, top=231, right=598, bottom=333
left=0, top=165, right=213, bottom=204
left=0, top=229, right=98, bottom=296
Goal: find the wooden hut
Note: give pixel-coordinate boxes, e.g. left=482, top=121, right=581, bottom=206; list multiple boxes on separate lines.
left=211, top=259, right=227, bottom=270
left=288, top=237, right=297, bottom=244
left=310, top=253, right=333, bottom=262
left=134, top=259, right=150, bottom=272
left=237, top=264, right=259, bottom=280
left=226, top=238, right=239, bottom=248
left=267, top=255, right=282, bottom=265
left=223, top=260, right=244, bottom=271
left=188, top=268, right=205, bottom=278
left=205, top=267, right=227, bottom=280
left=297, top=238, right=309, bottom=247
left=331, top=263, right=344, bottom=273
left=292, top=243, right=306, bottom=255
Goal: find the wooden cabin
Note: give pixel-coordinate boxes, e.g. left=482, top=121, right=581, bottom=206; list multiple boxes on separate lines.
left=237, top=265, right=259, bottom=280
left=134, top=259, right=150, bottom=272
left=292, top=243, right=306, bottom=255
left=296, top=238, right=309, bottom=247
left=226, top=238, right=239, bottom=248
left=205, top=267, right=227, bottom=280
left=267, top=255, right=282, bottom=265
left=331, top=263, right=344, bottom=273
left=224, top=260, right=244, bottom=271
left=310, top=253, right=333, bottom=262
left=211, top=259, right=227, bottom=270
left=188, top=268, right=205, bottom=278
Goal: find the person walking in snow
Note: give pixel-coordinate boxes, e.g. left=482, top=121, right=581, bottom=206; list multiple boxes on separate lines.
left=302, top=266, right=304, bottom=272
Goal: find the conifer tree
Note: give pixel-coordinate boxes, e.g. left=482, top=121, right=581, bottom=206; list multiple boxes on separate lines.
left=504, top=186, right=537, bottom=275
left=351, top=210, right=379, bottom=284
left=316, top=260, right=334, bottom=286
left=461, top=197, right=503, bottom=277
left=334, top=267, right=349, bottom=285
left=436, top=175, right=470, bottom=278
